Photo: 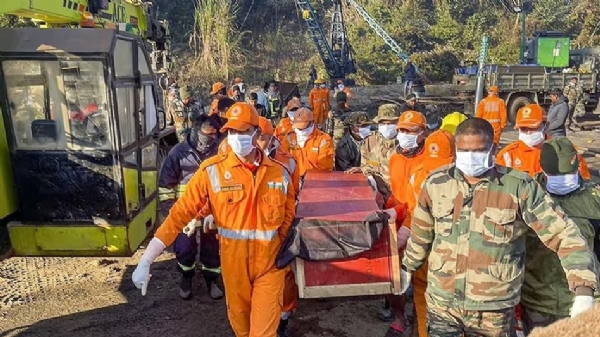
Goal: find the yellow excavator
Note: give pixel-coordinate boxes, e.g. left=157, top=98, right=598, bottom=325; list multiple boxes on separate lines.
left=0, top=0, right=177, bottom=257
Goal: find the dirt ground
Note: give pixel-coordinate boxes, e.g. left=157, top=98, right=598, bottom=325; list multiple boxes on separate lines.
left=0, top=249, right=396, bottom=337
left=1, top=128, right=599, bottom=337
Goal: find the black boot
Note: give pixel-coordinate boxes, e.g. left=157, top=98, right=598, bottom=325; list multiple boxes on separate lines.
left=203, top=270, right=224, bottom=300
left=277, top=318, right=289, bottom=337
left=179, top=272, right=194, bottom=300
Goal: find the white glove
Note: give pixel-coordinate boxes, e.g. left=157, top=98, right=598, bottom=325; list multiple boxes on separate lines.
left=202, top=214, right=216, bottom=233
left=132, top=237, right=166, bottom=296
left=183, top=219, right=199, bottom=237
left=397, top=226, right=411, bottom=249
left=366, top=175, right=377, bottom=192
left=383, top=208, right=397, bottom=220
left=570, top=295, right=594, bottom=318
left=399, top=268, right=412, bottom=295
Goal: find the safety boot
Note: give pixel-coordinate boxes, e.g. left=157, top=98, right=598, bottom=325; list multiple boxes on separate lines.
left=277, top=318, right=289, bottom=337
left=203, top=270, right=224, bottom=300
left=179, top=273, right=194, bottom=300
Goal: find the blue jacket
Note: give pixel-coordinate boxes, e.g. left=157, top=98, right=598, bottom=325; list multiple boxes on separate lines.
left=158, top=137, right=217, bottom=215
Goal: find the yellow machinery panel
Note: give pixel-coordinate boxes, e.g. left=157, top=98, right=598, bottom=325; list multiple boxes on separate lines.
left=1, top=0, right=148, bottom=33
left=8, top=199, right=157, bottom=256
left=0, top=105, right=17, bottom=220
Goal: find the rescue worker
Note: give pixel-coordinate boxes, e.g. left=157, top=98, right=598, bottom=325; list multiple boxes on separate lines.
left=383, top=109, right=429, bottom=337
left=399, top=94, right=426, bottom=114
left=401, top=118, right=598, bottom=336
left=496, top=103, right=591, bottom=179
left=309, top=79, right=331, bottom=129
left=547, top=88, right=570, bottom=137
left=563, top=77, right=584, bottom=130
left=249, top=92, right=268, bottom=118
left=334, top=111, right=372, bottom=171
left=519, top=137, right=600, bottom=334
left=475, top=86, right=507, bottom=145
left=326, top=91, right=353, bottom=147
left=255, top=116, right=300, bottom=337
left=169, top=85, right=204, bottom=142
left=404, top=129, right=456, bottom=337
left=209, top=82, right=227, bottom=115
left=439, top=111, right=468, bottom=135
left=267, top=81, right=283, bottom=122
left=158, top=114, right=223, bottom=300
left=333, top=79, right=352, bottom=108
left=282, top=107, right=334, bottom=177
left=275, top=99, right=302, bottom=140
left=132, top=102, right=297, bottom=337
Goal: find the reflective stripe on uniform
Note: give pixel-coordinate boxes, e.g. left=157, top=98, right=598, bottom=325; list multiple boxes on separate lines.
left=217, top=228, right=277, bottom=241
left=175, top=184, right=187, bottom=198
left=178, top=262, right=196, bottom=271
left=201, top=266, right=222, bottom=273
left=206, top=165, right=221, bottom=192
left=159, top=187, right=176, bottom=201
left=282, top=168, right=290, bottom=196
left=503, top=152, right=512, bottom=167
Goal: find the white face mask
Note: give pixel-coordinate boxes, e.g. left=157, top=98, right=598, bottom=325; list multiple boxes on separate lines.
left=396, top=132, right=421, bottom=150
left=545, top=173, right=579, bottom=195
left=455, top=149, right=494, bottom=177
left=287, top=110, right=296, bottom=121
left=338, top=84, right=344, bottom=90
left=519, top=130, right=545, bottom=147
left=358, top=127, right=371, bottom=139
left=427, top=123, right=439, bottom=130
left=294, top=124, right=314, bottom=146
left=320, top=84, right=327, bottom=89
left=228, top=132, right=255, bottom=157
left=378, top=124, right=397, bottom=139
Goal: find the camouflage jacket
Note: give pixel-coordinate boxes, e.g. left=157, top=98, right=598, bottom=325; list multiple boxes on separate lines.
left=169, top=99, right=204, bottom=129
left=563, top=84, right=583, bottom=106
left=359, top=131, right=397, bottom=199
left=403, top=164, right=598, bottom=311
left=520, top=175, right=600, bottom=316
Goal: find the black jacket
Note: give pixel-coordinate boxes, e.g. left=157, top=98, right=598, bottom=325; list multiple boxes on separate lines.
left=335, top=132, right=362, bottom=171
left=254, top=103, right=268, bottom=118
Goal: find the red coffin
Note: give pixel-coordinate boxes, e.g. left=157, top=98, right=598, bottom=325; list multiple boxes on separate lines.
left=293, top=170, right=402, bottom=298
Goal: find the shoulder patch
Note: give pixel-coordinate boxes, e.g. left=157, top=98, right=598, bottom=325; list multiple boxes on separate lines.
left=199, top=153, right=226, bottom=171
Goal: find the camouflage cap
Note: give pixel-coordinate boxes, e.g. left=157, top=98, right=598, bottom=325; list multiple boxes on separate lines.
left=373, top=104, right=400, bottom=123
left=179, top=85, right=191, bottom=100
left=345, top=111, right=371, bottom=126
left=540, top=137, right=579, bottom=175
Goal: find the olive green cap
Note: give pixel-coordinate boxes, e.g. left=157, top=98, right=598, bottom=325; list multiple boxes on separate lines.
left=335, top=91, right=348, bottom=102
left=540, top=137, right=579, bottom=175
left=179, top=85, right=191, bottom=100
left=373, top=104, right=400, bottom=123
left=345, top=111, right=371, bottom=126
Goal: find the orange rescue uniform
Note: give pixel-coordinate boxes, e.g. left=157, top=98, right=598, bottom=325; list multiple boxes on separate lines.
left=282, top=128, right=334, bottom=176
left=496, top=139, right=591, bottom=179
left=275, top=118, right=293, bottom=140
left=209, top=98, right=220, bottom=115
left=475, top=95, right=507, bottom=145
left=155, top=150, right=296, bottom=337
left=405, top=130, right=456, bottom=337
left=309, top=88, right=331, bottom=126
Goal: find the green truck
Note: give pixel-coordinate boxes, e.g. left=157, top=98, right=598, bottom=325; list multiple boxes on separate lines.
left=453, top=31, right=600, bottom=123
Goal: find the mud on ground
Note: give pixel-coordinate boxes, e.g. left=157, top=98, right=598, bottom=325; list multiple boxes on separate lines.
left=0, top=248, right=402, bottom=337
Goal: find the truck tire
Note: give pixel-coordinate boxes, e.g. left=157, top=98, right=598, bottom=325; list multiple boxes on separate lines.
left=508, top=96, right=532, bottom=124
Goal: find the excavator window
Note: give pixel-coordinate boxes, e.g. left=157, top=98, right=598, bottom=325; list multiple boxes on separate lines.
left=2, top=60, right=111, bottom=150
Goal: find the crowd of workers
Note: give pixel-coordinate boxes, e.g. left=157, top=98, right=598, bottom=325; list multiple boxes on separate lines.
left=130, top=77, right=600, bottom=337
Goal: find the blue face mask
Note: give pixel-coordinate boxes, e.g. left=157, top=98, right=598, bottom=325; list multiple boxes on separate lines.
left=287, top=111, right=296, bottom=121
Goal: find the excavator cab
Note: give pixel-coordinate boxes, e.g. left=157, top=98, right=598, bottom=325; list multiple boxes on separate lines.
left=0, top=28, right=168, bottom=256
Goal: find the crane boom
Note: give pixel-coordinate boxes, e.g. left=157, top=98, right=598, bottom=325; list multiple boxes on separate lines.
left=297, top=0, right=355, bottom=80
left=345, top=0, right=419, bottom=73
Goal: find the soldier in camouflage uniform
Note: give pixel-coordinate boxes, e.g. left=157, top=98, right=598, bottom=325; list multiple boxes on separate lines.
left=563, top=77, right=584, bottom=130
left=169, top=85, right=205, bottom=142
left=402, top=118, right=598, bottom=337
left=326, top=91, right=353, bottom=147
left=353, top=104, right=400, bottom=202
left=520, top=137, right=600, bottom=334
